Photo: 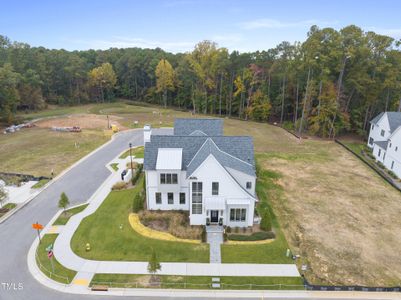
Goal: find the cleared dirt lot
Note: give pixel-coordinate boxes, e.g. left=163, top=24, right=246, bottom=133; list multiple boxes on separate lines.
left=35, top=114, right=126, bottom=130
left=225, top=121, right=401, bottom=286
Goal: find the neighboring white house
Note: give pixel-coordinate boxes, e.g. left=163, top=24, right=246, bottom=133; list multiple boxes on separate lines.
left=144, top=118, right=257, bottom=227
left=367, top=112, right=401, bottom=178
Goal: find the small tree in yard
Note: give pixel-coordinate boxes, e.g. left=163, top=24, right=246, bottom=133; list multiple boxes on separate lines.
left=147, top=248, right=161, bottom=283
left=58, top=192, right=70, bottom=214
left=260, top=210, right=272, bottom=232
left=132, top=192, right=144, bottom=212
left=0, top=186, right=8, bottom=208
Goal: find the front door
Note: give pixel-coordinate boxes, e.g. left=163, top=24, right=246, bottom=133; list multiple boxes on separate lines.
left=210, top=210, right=219, bottom=223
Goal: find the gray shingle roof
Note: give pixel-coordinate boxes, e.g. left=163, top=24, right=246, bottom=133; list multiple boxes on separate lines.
left=386, top=112, right=401, bottom=133
left=374, top=140, right=388, bottom=149
left=370, top=112, right=401, bottom=133
left=370, top=112, right=384, bottom=125
left=186, top=138, right=255, bottom=176
left=144, top=135, right=255, bottom=176
left=174, top=118, right=223, bottom=136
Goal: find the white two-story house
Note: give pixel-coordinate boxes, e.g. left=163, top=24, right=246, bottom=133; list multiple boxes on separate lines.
left=144, top=118, right=257, bottom=227
left=367, top=112, right=401, bottom=178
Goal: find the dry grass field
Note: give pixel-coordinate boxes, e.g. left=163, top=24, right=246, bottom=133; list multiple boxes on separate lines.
left=2, top=101, right=400, bottom=285
left=225, top=121, right=401, bottom=286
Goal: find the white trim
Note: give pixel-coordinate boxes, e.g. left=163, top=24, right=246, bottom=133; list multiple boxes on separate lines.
left=192, top=154, right=257, bottom=201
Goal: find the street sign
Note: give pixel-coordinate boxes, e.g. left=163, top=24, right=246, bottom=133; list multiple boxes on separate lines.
left=32, top=222, right=44, bottom=244
left=32, top=223, right=44, bottom=230
left=47, top=251, right=53, bottom=259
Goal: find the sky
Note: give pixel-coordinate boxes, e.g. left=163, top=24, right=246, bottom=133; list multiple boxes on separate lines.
left=1, top=0, right=401, bottom=53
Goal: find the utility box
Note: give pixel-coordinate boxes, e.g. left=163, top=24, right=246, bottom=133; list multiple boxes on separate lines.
left=144, top=124, right=152, bottom=143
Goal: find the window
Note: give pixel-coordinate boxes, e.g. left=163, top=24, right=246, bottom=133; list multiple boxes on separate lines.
left=383, top=153, right=386, bottom=160
left=378, top=149, right=381, bottom=157
left=192, top=182, right=202, bottom=214
left=246, top=182, right=252, bottom=189
left=168, top=192, right=174, bottom=204
left=389, top=142, right=392, bottom=148
left=179, top=192, right=186, bottom=204
left=212, top=182, right=219, bottom=195
left=396, top=146, right=398, bottom=152
left=369, top=137, right=374, bottom=145
left=391, top=161, right=394, bottom=169
left=371, top=124, right=374, bottom=130
left=229, top=208, right=246, bottom=222
left=155, top=192, right=161, bottom=204
left=160, top=173, right=178, bottom=184
left=381, top=129, right=385, bottom=137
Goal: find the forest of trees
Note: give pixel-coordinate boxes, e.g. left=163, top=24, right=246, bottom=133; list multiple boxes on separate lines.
left=1, top=25, right=401, bottom=137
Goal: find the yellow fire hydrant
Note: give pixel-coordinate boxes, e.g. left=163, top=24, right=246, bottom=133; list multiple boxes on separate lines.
left=86, top=243, right=91, bottom=252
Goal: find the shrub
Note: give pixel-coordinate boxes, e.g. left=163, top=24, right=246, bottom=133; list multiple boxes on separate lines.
left=131, top=164, right=143, bottom=185
left=387, top=170, right=399, bottom=179
left=228, top=231, right=275, bottom=241
left=234, top=227, right=239, bottom=233
left=126, top=161, right=138, bottom=169
left=260, top=211, right=272, bottom=231
left=112, top=181, right=127, bottom=190
left=138, top=210, right=202, bottom=239
left=133, top=192, right=144, bottom=212
left=201, top=226, right=207, bottom=243
left=225, top=226, right=231, bottom=233
left=223, top=232, right=228, bottom=242
left=376, top=161, right=385, bottom=169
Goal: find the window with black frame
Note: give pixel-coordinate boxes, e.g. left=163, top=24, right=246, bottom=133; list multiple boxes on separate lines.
left=192, top=182, right=202, bottom=214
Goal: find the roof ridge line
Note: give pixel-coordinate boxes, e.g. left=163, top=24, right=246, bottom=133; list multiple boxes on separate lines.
left=208, top=138, right=254, bottom=167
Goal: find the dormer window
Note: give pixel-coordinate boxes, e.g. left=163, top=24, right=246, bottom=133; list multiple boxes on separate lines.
left=381, top=129, right=385, bottom=137
left=160, top=173, right=178, bottom=184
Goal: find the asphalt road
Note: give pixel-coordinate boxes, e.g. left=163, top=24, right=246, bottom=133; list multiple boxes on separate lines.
left=0, top=128, right=397, bottom=300
left=0, top=129, right=151, bottom=300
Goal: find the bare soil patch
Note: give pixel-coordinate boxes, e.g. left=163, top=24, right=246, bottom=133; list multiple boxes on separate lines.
left=35, top=114, right=126, bottom=130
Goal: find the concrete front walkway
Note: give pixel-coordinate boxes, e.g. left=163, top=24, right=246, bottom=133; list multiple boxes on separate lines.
left=206, top=226, right=224, bottom=263
left=46, top=150, right=299, bottom=284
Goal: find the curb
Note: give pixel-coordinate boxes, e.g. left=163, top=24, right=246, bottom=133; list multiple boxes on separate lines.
left=0, top=129, right=142, bottom=224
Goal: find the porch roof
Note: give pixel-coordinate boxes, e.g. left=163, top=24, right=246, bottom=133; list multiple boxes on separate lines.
left=204, top=197, right=226, bottom=210
left=226, top=199, right=250, bottom=206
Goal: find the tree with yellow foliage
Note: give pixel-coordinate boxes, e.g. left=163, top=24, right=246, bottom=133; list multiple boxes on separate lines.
left=88, top=63, right=117, bottom=102
left=155, top=59, right=175, bottom=108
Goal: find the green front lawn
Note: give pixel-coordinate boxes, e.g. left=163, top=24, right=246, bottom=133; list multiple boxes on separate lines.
left=71, top=175, right=209, bottom=262
left=53, top=204, right=89, bottom=225
left=0, top=203, right=17, bottom=218
left=119, top=146, right=144, bottom=159
left=36, top=234, right=76, bottom=284
left=110, top=163, right=119, bottom=171
left=221, top=161, right=295, bottom=264
left=32, top=178, right=51, bottom=189
left=90, top=274, right=304, bottom=290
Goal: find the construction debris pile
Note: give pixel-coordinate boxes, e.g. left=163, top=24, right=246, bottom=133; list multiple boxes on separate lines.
left=51, top=126, right=82, bottom=132
left=3, top=123, right=35, bottom=134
